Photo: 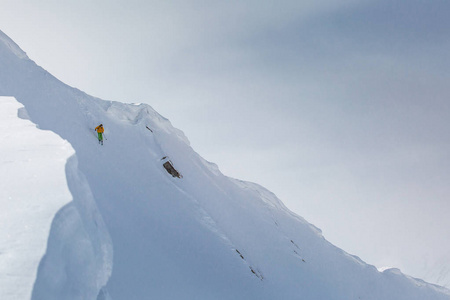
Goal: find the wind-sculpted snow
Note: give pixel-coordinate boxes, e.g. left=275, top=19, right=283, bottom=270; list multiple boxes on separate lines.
left=0, top=97, right=74, bottom=299
left=1, top=29, right=450, bottom=299
left=0, top=97, right=113, bottom=300
left=0, top=31, right=28, bottom=59
left=31, top=155, right=113, bottom=300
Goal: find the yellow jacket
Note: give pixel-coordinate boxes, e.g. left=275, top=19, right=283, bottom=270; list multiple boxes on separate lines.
left=95, top=125, right=104, bottom=133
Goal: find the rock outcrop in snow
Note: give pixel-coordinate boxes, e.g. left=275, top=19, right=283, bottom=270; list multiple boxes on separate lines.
left=1, top=29, right=450, bottom=300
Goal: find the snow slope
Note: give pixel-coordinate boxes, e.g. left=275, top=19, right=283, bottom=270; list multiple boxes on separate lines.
left=1, top=29, right=450, bottom=299
left=0, top=97, right=112, bottom=300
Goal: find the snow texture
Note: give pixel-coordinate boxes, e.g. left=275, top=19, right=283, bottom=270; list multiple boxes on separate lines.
left=0, top=97, right=74, bottom=299
left=0, top=31, right=28, bottom=60
left=1, top=29, right=450, bottom=299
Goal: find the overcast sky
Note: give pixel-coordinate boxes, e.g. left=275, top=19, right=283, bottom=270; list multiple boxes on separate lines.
left=1, top=0, right=450, bottom=286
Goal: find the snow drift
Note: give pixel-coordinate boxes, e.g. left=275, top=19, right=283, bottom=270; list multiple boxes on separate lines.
left=0, top=97, right=74, bottom=299
left=1, top=29, right=450, bottom=299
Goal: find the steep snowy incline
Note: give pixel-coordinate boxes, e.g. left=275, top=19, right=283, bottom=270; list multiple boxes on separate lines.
left=1, top=29, right=450, bottom=299
left=0, top=97, right=74, bottom=299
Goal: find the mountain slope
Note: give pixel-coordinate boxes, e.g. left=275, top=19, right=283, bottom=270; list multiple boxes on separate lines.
left=1, top=29, right=450, bottom=299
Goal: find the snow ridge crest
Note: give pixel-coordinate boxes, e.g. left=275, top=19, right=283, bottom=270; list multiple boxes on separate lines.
left=0, top=30, right=29, bottom=60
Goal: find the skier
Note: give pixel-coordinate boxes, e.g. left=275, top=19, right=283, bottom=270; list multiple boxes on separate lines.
left=95, top=124, right=104, bottom=145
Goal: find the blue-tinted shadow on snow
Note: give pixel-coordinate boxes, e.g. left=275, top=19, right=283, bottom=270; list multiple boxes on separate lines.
left=31, top=155, right=113, bottom=300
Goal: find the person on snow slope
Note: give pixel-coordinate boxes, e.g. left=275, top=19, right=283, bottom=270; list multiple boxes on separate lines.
left=95, top=124, right=104, bottom=145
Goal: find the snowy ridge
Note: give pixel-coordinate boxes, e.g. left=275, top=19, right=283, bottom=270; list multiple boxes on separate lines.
left=1, top=30, right=450, bottom=299
left=382, top=268, right=450, bottom=296
left=0, top=30, right=28, bottom=60
left=104, top=101, right=191, bottom=145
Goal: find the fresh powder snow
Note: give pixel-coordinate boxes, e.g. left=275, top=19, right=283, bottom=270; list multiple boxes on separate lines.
left=1, top=29, right=450, bottom=300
